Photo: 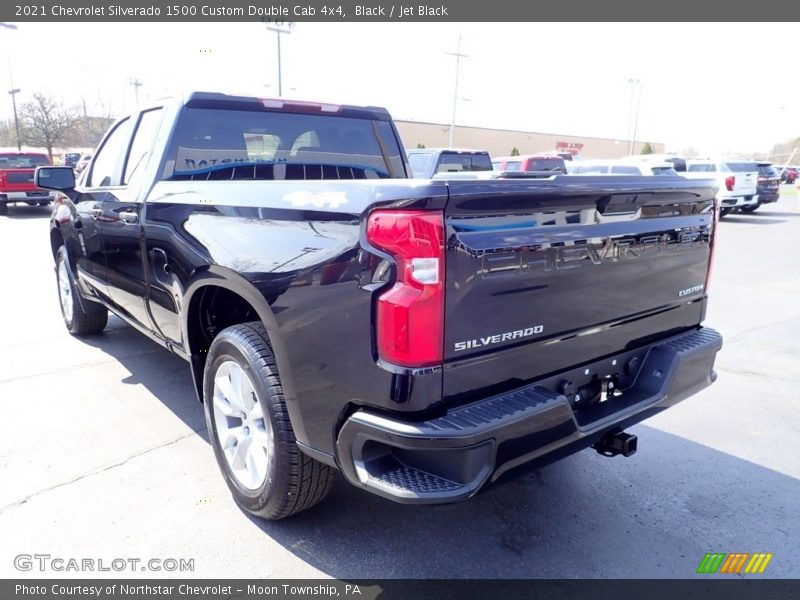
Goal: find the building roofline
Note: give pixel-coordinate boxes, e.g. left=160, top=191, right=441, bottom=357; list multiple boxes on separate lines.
left=393, top=119, right=663, bottom=147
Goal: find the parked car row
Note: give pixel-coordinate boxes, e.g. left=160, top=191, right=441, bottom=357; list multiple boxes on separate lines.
left=404, top=147, right=789, bottom=218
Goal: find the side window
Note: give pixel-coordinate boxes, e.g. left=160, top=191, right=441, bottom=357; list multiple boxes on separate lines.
left=123, top=109, right=164, bottom=188
left=89, top=118, right=134, bottom=187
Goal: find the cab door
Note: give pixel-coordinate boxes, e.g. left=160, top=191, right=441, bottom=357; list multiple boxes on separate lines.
left=69, top=117, right=135, bottom=306
left=84, top=111, right=158, bottom=330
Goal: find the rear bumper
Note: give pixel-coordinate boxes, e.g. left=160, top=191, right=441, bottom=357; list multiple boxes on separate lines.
left=336, top=327, right=722, bottom=504
left=756, top=189, right=780, bottom=204
left=719, top=194, right=758, bottom=208
left=0, top=191, right=55, bottom=203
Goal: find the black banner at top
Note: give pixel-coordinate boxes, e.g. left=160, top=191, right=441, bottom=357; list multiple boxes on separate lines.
left=2, top=0, right=800, bottom=22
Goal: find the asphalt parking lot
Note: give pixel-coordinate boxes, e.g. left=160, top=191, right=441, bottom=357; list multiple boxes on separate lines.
left=0, top=189, right=798, bottom=579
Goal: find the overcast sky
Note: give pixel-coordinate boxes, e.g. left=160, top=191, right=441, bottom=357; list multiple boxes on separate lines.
left=1, top=22, right=797, bottom=157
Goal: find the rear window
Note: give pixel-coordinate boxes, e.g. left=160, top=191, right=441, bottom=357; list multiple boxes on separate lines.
left=525, top=158, right=566, bottom=172
left=570, top=164, right=609, bottom=174
left=687, top=163, right=716, bottom=172
left=757, top=165, right=778, bottom=176
left=665, top=158, right=686, bottom=172
left=724, top=162, right=758, bottom=173
left=163, top=108, right=405, bottom=180
left=435, top=153, right=493, bottom=174
left=651, top=166, right=678, bottom=175
left=610, top=165, right=641, bottom=175
left=408, top=152, right=435, bottom=178
left=0, top=153, right=51, bottom=168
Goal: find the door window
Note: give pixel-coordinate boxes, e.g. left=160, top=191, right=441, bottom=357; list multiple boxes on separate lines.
left=123, top=108, right=164, bottom=188
left=88, top=118, right=134, bottom=187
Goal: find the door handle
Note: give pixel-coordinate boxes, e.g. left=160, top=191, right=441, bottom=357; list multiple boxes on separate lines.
left=118, top=210, right=139, bottom=223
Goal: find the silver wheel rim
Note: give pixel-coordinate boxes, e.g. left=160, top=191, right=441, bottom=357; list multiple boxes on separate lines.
left=57, top=260, right=74, bottom=320
left=212, top=360, right=273, bottom=491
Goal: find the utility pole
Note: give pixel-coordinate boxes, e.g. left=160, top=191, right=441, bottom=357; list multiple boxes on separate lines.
left=265, top=22, right=294, bottom=97
left=129, top=78, right=143, bottom=104
left=446, top=35, right=468, bottom=148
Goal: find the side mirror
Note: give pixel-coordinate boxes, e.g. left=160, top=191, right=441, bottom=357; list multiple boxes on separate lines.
left=35, top=166, right=76, bottom=191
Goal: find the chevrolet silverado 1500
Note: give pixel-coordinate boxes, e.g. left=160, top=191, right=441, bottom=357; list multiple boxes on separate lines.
left=37, top=92, right=722, bottom=519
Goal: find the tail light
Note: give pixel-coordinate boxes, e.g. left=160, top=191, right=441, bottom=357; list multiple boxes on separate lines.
left=724, top=176, right=735, bottom=192
left=0, top=172, right=5, bottom=188
left=366, top=210, right=445, bottom=368
left=705, top=198, right=720, bottom=293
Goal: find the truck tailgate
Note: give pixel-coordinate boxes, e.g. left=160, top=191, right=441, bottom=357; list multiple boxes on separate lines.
left=0, top=169, right=37, bottom=192
left=442, top=176, right=717, bottom=404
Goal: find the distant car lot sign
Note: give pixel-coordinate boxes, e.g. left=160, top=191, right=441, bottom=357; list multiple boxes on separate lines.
left=557, top=142, right=584, bottom=155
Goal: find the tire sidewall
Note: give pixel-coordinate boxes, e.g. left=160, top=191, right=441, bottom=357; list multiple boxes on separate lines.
left=203, top=333, right=282, bottom=513
left=56, top=247, right=76, bottom=330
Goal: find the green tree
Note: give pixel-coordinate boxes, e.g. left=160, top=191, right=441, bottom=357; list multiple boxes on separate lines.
left=640, top=142, right=654, bottom=155
left=416, top=143, right=426, bottom=149
left=510, top=147, right=520, bottom=156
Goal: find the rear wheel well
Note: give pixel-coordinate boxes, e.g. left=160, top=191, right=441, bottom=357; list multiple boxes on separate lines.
left=186, top=285, right=261, bottom=399
left=50, top=227, right=64, bottom=260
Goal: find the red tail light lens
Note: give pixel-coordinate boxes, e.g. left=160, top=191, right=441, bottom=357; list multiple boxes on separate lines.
left=725, top=176, right=735, bottom=192
left=366, top=210, right=445, bottom=368
left=705, top=198, right=720, bottom=293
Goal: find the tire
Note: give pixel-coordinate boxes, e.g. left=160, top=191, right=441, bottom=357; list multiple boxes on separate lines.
left=740, top=203, right=760, bottom=213
left=719, top=207, right=733, bottom=217
left=203, top=322, right=335, bottom=520
left=38, top=201, right=50, bottom=207
left=55, top=246, right=108, bottom=335
left=0, top=204, right=7, bottom=216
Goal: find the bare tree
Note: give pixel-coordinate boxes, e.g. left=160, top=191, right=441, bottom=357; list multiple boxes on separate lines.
left=0, top=120, right=14, bottom=147
left=68, top=93, right=117, bottom=148
left=18, top=93, right=80, bottom=160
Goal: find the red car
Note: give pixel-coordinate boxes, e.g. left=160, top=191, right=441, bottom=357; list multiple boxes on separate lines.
left=778, top=166, right=798, bottom=184
left=0, top=152, right=55, bottom=215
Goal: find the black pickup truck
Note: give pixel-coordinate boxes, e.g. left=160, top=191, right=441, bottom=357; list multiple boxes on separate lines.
left=37, top=92, right=722, bottom=520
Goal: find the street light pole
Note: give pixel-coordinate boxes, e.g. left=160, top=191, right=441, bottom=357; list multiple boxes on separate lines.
left=446, top=35, right=468, bottom=148
left=627, top=78, right=641, bottom=155
left=2, top=23, right=20, bottom=150
left=265, top=22, right=294, bottom=97
left=631, top=82, right=642, bottom=155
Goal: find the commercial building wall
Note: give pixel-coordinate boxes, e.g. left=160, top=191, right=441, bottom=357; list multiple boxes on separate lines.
left=394, top=120, right=664, bottom=160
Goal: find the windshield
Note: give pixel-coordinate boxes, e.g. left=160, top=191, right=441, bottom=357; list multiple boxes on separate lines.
left=0, top=153, right=50, bottom=168
left=164, top=108, right=405, bottom=180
